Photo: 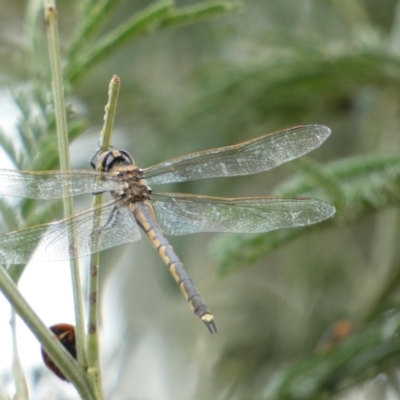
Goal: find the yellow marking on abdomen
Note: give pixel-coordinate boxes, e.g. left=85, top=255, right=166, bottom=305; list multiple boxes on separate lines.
left=168, top=263, right=181, bottom=285
left=156, top=243, right=174, bottom=266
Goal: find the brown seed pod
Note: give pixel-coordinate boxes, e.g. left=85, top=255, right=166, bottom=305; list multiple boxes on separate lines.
left=41, top=323, right=76, bottom=381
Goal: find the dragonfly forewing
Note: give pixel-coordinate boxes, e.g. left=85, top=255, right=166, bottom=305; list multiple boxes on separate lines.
left=145, top=125, right=331, bottom=185
left=152, top=193, right=336, bottom=235
left=0, top=200, right=141, bottom=264
left=0, top=125, right=331, bottom=199
left=0, top=170, right=125, bottom=199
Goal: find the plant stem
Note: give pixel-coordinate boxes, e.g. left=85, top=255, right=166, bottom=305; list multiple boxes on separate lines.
left=86, top=75, right=120, bottom=399
left=44, top=1, right=87, bottom=369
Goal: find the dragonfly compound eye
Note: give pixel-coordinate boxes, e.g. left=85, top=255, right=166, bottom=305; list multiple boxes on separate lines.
left=101, top=149, right=133, bottom=171
left=41, top=323, right=76, bottom=382
left=91, top=149, right=134, bottom=171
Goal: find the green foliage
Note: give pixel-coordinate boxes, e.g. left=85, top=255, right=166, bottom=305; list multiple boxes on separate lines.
left=259, top=315, right=400, bottom=400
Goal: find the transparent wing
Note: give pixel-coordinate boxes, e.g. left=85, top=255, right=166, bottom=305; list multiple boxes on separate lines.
left=0, top=200, right=141, bottom=264
left=144, top=125, right=331, bottom=184
left=152, top=193, right=336, bottom=235
left=0, top=169, right=125, bottom=199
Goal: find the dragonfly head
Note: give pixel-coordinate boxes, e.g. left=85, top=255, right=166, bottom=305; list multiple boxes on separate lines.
left=90, top=149, right=134, bottom=172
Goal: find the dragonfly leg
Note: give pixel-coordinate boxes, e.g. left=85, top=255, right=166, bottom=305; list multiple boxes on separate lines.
left=134, top=204, right=217, bottom=333
left=91, top=205, right=120, bottom=239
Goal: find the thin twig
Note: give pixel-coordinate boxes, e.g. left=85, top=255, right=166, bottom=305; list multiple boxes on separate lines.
left=86, top=75, right=120, bottom=399
left=44, top=0, right=87, bottom=369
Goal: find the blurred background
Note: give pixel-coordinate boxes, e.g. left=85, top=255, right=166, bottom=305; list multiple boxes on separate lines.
left=1, top=0, right=400, bottom=399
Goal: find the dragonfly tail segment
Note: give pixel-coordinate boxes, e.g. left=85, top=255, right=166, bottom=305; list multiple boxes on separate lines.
left=134, top=202, right=217, bottom=333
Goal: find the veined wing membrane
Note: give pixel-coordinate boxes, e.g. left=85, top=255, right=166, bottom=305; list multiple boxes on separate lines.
left=144, top=125, right=331, bottom=185
left=0, top=199, right=141, bottom=264
left=0, top=169, right=125, bottom=199
left=152, top=193, right=336, bottom=235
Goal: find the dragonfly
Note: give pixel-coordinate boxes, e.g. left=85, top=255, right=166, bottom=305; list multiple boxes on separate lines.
left=0, top=124, right=335, bottom=333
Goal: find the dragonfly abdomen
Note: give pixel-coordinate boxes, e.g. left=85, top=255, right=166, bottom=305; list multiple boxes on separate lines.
left=133, top=202, right=217, bottom=333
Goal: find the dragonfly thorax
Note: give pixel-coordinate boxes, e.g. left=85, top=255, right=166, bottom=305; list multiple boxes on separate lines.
left=108, top=166, right=152, bottom=203
left=113, top=178, right=152, bottom=203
